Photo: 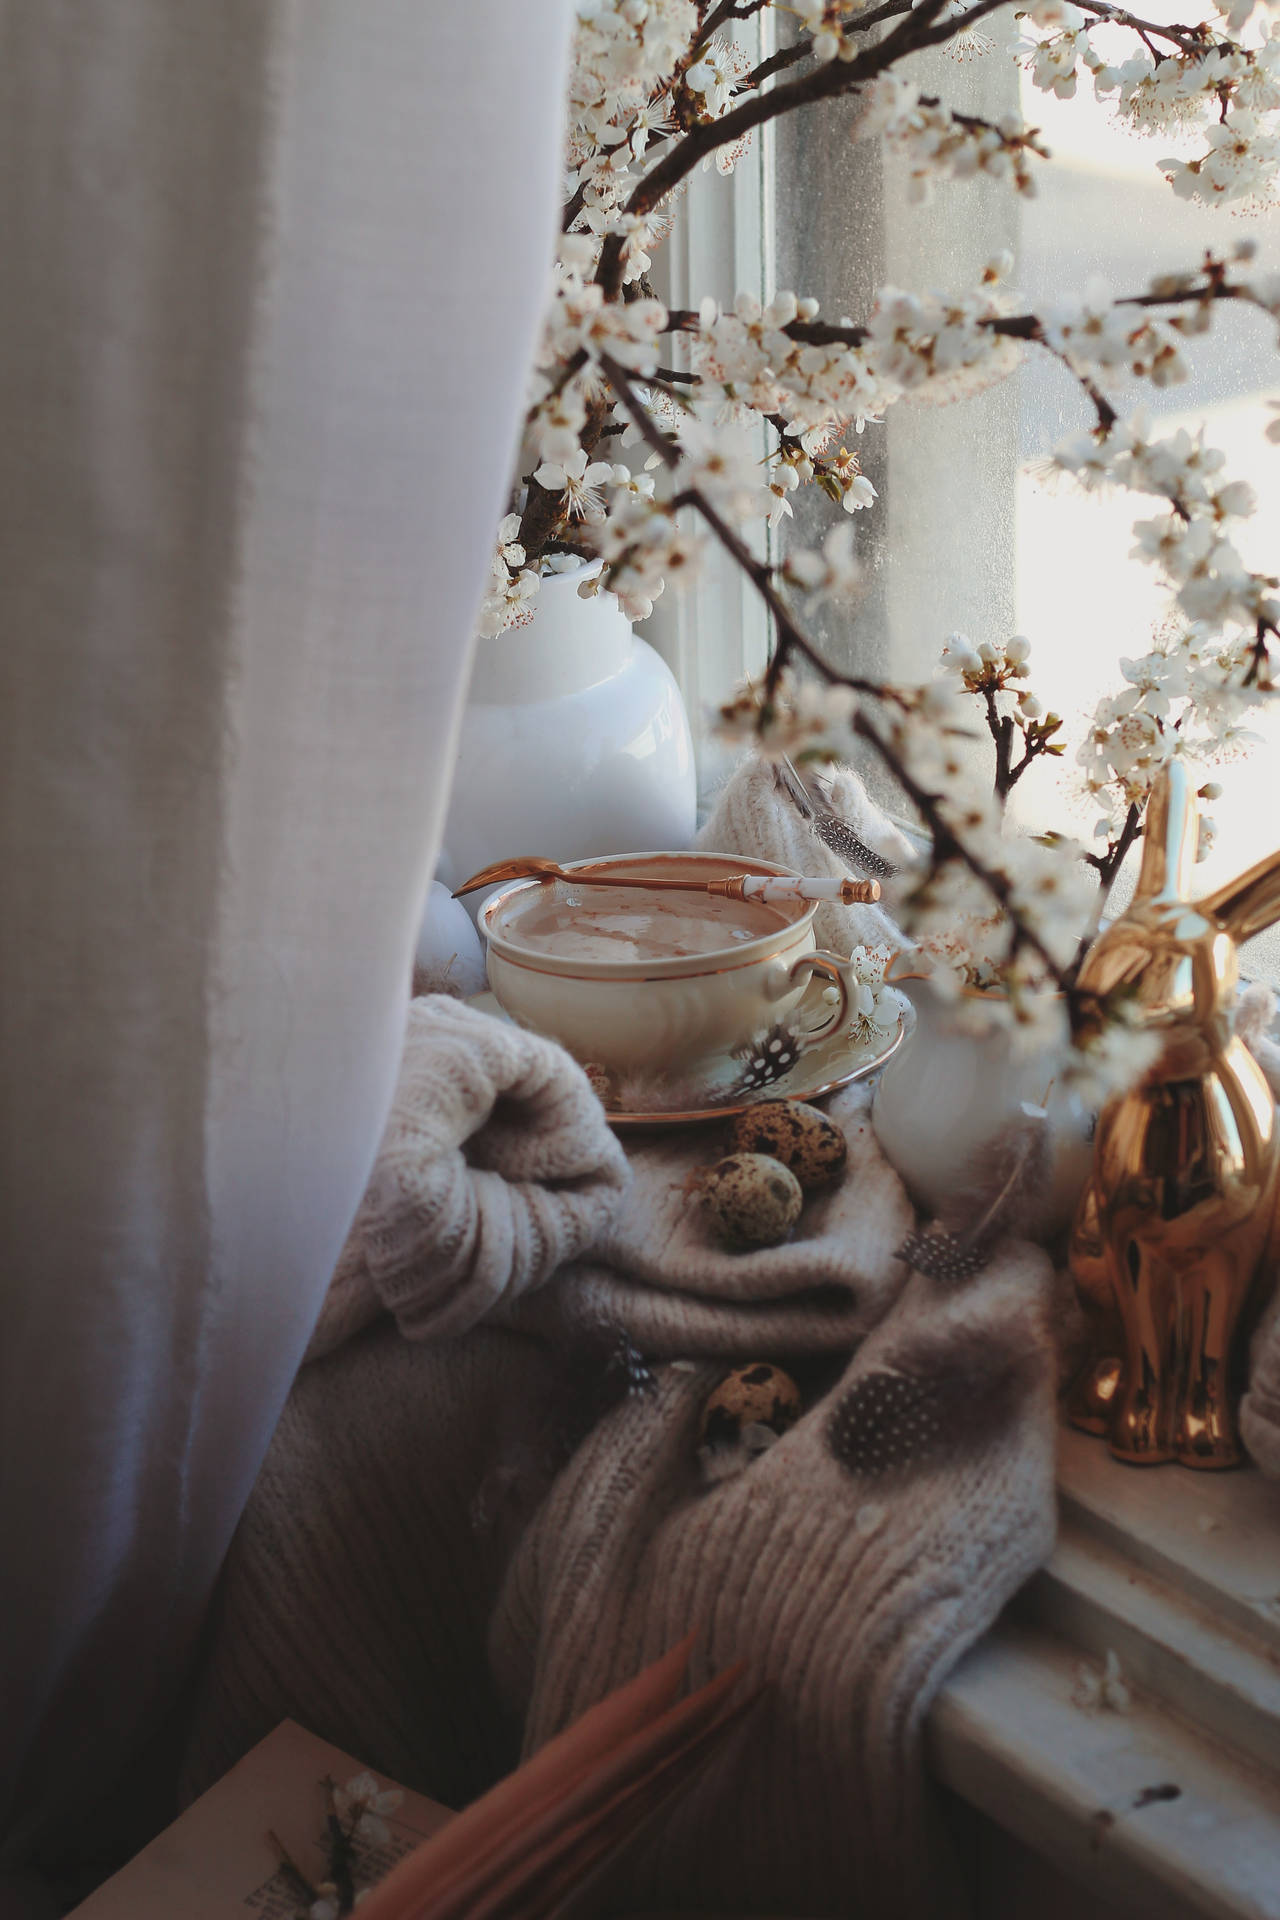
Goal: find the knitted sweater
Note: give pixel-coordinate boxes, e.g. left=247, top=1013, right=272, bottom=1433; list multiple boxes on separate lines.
left=489, top=1086, right=1060, bottom=1916
left=182, top=1065, right=1062, bottom=1918
left=492, top=1250, right=1058, bottom=1918
left=178, top=780, right=1280, bottom=1915
left=183, top=994, right=630, bottom=1809
left=305, top=994, right=630, bottom=1358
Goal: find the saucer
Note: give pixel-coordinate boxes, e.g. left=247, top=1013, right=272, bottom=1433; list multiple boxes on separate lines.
left=465, top=979, right=904, bottom=1130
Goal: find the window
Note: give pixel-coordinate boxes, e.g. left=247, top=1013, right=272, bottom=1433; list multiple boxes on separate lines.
left=643, top=22, right=1280, bottom=1901
left=649, top=4, right=1280, bottom=985
left=1013, top=32, right=1280, bottom=984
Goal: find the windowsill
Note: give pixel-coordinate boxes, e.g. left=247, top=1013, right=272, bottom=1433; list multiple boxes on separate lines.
left=928, top=1425, right=1280, bottom=1920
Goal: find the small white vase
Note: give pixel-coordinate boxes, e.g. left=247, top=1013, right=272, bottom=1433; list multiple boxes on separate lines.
left=441, top=565, right=696, bottom=890
left=871, top=975, right=1094, bottom=1240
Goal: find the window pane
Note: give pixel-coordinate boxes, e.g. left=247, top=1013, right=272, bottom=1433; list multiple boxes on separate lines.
left=1013, top=24, right=1280, bottom=980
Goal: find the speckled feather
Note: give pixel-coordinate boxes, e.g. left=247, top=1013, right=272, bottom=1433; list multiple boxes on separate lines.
left=827, top=1372, right=946, bottom=1476
left=894, top=1229, right=987, bottom=1286
left=727, top=1023, right=806, bottom=1096
left=827, top=1313, right=1047, bottom=1478
left=550, top=1325, right=658, bottom=1459
left=773, top=757, right=896, bottom=881
left=895, top=1107, right=1051, bottom=1289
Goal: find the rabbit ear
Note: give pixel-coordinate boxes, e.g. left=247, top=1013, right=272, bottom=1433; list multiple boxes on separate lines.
left=1132, top=761, right=1199, bottom=906
left=1197, top=848, right=1280, bottom=945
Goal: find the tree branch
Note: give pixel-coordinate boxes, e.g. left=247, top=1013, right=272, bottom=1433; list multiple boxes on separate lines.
left=598, top=349, right=1079, bottom=1002
left=983, top=685, right=1014, bottom=798
left=1075, top=2, right=1217, bottom=56
left=746, top=38, right=814, bottom=89
left=596, top=0, right=988, bottom=297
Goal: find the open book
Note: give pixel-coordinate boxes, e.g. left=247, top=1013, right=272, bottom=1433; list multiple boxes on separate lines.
left=67, top=1720, right=453, bottom=1918
left=70, top=1637, right=756, bottom=1920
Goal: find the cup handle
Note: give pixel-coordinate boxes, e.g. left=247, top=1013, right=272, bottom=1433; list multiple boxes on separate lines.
left=784, top=950, right=851, bottom=1045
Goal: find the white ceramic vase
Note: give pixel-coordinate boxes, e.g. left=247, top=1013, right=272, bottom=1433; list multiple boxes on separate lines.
left=871, top=974, right=1095, bottom=1240
left=440, top=565, right=696, bottom=893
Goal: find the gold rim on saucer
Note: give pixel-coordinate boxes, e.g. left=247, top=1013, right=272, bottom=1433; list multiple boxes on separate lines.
left=463, top=982, right=905, bottom=1130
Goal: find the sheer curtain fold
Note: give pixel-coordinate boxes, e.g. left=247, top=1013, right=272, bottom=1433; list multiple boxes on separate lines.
left=0, top=0, right=573, bottom=1864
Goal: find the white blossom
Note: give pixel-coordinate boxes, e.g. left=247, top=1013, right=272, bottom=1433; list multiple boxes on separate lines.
left=1040, top=279, right=1188, bottom=387
left=1115, top=648, right=1190, bottom=718
left=846, top=943, right=910, bottom=1043
left=1162, top=111, right=1280, bottom=205
left=719, top=667, right=860, bottom=761
left=823, top=443, right=878, bottom=510
left=533, top=447, right=616, bottom=521
left=529, top=381, right=590, bottom=466
left=333, top=1771, right=403, bottom=1849
left=491, top=2, right=1280, bottom=1082
left=859, top=77, right=1046, bottom=201
left=795, top=0, right=875, bottom=64
left=675, top=419, right=772, bottom=525
left=476, top=514, right=541, bottom=640
left=780, top=523, right=864, bottom=603
left=1063, top=1017, right=1164, bottom=1109
left=589, top=492, right=704, bottom=619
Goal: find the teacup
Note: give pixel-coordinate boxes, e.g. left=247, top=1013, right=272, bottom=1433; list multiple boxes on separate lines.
left=482, top=851, right=866, bottom=1078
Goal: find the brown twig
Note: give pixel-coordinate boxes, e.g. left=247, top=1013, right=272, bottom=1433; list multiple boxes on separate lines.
left=320, top=1779, right=357, bottom=1916
left=598, top=350, right=1080, bottom=1005
left=746, top=39, right=814, bottom=89
left=596, top=0, right=1001, bottom=298
left=1075, top=2, right=1217, bottom=57
left=983, top=684, right=1016, bottom=798
left=267, top=1830, right=320, bottom=1907
left=1086, top=802, right=1143, bottom=890
left=562, top=179, right=589, bottom=234
left=744, top=2, right=918, bottom=89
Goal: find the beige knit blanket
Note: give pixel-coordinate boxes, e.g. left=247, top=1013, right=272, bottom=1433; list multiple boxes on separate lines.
left=183, top=1011, right=1061, bottom=1918
left=489, top=1082, right=1059, bottom=1917
left=304, top=994, right=629, bottom=1359
left=505, top=1080, right=914, bottom=1359
left=179, top=763, right=1280, bottom=1917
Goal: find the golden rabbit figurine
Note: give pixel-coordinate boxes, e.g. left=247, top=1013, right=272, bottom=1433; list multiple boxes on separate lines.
left=1069, top=760, right=1280, bottom=1468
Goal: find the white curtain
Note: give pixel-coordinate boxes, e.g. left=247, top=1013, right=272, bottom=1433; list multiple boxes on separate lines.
left=0, top=0, right=573, bottom=1874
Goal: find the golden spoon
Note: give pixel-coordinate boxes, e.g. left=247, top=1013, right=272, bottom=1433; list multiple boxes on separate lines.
left=453, top=854, right=881, bottom=906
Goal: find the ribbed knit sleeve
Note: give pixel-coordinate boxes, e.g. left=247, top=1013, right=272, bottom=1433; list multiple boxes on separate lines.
left=306, top=997, right=630, bottom=1359
left=490, top=1248, right=1059, bottom=1919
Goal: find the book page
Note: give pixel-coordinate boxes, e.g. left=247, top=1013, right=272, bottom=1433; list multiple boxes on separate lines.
left=68, top=1721, right=453, bottom=1919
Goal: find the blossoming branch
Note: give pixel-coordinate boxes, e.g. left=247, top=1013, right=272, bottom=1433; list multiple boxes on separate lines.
left=478, top=0, right=1280, bottom=1084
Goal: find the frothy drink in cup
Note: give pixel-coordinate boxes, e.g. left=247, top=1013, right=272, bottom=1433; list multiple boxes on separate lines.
left=505, top=884, right=793, bottom=964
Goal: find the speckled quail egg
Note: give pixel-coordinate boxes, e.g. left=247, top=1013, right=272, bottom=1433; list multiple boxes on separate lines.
left=581, top=1061, right=617, bottom=1107
left=727, top=1098, right=847, bottom=1191
left=695, top=1151, right=803, bottom=1250
left=699, top=1362, right=803, bottom=1447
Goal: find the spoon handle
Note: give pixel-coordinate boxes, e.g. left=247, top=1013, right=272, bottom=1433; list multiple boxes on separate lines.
left=708, top=875, right=882, bottom=906
left=454, top=856, right=880, bottom=906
